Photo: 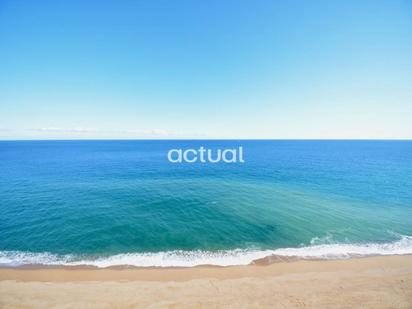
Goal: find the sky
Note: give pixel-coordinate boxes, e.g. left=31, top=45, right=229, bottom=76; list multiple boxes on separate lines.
left=0, top=0, right=411, bottom=139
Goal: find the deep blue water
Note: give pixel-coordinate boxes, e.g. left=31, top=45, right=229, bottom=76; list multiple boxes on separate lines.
left=0, top=140, right=411, bottom=267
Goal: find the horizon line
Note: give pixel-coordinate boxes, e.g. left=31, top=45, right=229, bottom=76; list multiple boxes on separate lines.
left=1, top=138, right=411, bottom=142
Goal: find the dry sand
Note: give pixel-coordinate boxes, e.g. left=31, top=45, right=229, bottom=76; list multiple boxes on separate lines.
left=0, top=255, right=411, bottom=308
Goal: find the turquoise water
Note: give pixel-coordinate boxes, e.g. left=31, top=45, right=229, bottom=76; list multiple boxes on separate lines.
left=0, top=140, right=411, bottom=267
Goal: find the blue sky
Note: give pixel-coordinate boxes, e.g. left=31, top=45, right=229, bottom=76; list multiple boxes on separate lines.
left=0, top=0, right=411, bottom=139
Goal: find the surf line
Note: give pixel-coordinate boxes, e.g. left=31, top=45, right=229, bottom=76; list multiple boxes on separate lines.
left=168, top=146, right=245, bottom=163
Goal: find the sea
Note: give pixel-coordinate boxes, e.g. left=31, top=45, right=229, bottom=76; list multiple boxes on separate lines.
left=0, top=140, right=411, bottom=267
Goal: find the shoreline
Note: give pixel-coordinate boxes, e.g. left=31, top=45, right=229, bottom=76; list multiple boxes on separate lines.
left=1, top=255, right=411, bottom=307
left=0, top=251, right=411, bottom=271
left=1, top=255, right=411, bottom=281
left=0, top=253, right=301, bottom=270
left=1, top=234, right=411, bottom=268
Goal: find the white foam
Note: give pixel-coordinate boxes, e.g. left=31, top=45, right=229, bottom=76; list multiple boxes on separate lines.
left=1, top=235, right=411, bottom=268
left=272, top=235, right=412, bottom=259
left=0, top=249, right=275, bottom=268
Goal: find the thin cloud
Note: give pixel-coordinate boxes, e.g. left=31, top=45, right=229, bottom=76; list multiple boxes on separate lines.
left=29, top=127, right=173, bottom=136
left=32, top=127, right=99, bottom=133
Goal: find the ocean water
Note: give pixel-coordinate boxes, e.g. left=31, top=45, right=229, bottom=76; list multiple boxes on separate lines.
left=0, top=140, right=411, bottom=267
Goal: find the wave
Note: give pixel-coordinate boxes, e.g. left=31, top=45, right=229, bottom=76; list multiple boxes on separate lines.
left=1, top=235, right=411, bottom=268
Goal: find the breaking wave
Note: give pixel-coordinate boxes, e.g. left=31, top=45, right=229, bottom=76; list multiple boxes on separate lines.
left=1, top=235, right=411, bottom=268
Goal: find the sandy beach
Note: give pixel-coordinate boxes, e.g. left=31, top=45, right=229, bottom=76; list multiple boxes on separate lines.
left=0, top=255, right=411, bottom=308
